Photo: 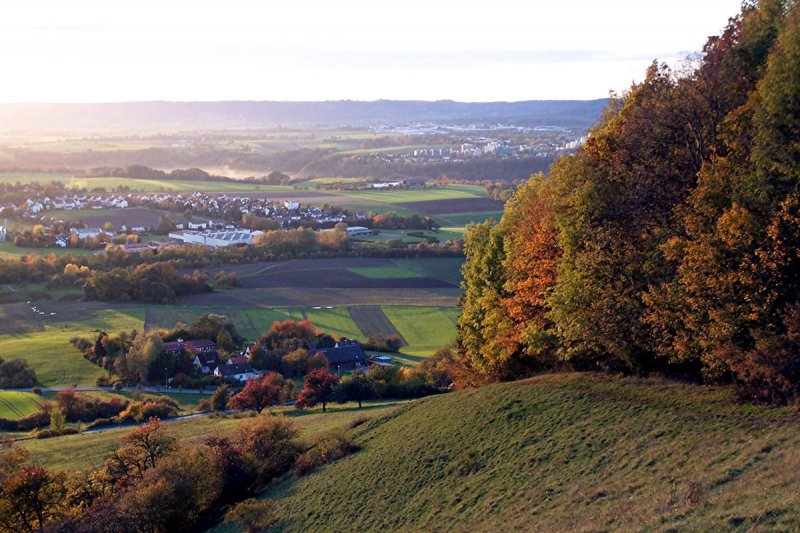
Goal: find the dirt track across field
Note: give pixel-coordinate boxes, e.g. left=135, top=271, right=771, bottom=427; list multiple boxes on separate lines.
left=348, top=306, right=406, bottom=344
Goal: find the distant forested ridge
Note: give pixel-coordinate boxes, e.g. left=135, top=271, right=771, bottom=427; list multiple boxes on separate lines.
left=0, top=99, right=608, bottom=132
left=457, top=0, right=800, bottom=404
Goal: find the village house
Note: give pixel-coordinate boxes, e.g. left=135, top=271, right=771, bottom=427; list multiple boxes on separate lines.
left=194, top=351, right=222, bottom=374
left=162, top=338, right=221, bottom=373
left=227, top=355, right=249, bottom=366
left=315, top=339, right=371, bottom=373
left=214, top=363, right=257, bottom=382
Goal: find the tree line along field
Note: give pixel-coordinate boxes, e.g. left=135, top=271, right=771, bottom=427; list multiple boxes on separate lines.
left=0, top=258, right=464, bottom=389
left=22, top=399, right=408, bottom=471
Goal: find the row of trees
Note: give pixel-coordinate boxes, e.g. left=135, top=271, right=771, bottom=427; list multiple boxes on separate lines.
left=458, top=1, right=800, bottom=403
left=0, top=226, right=462, bottom=288
left=227, top=349, right=455, bottom=414
left=82, top=263, right=211, bottom=303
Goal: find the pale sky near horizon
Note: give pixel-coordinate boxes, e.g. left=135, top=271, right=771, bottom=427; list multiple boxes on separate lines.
left=1, top=0, right=745, bottom=103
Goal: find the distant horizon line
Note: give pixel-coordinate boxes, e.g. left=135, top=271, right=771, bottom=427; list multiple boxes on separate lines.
left=0, top=97, right=612, bottom=106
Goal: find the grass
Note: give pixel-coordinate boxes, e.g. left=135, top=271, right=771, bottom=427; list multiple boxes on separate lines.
left=389, top=257, right=464, bottom=285
left=0, top=309, right=144, bottom=386
left=331, top=185, right=484, bottom=204
left=233, top=374, right=800, bottom=532
left=68, top=177, right=293, bottom=193
left=21, top=400, right=406, bottom=471
left=0, top=241, right=93, bottom=260
left=348, top=267, right=424, bottom=279
left=0, top=391, right=42, bottom=419
left=303, top=307, right=363, bottom=340
left=382, top=306, right=459, bottom=361
left=145, top=307, right=305, bottom=341
left=433, top=210, right=505, bottom=227
left=0, top=172, right=76, bottom=184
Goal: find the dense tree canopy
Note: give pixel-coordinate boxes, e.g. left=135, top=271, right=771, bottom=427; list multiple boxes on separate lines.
left=457, top=0, right=800, bottom=403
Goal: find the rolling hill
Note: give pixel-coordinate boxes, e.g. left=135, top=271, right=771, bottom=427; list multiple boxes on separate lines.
left=246, top=374, right=800, bottom=532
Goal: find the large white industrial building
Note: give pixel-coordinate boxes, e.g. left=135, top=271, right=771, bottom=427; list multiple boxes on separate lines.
left=168, top=229, right=264, bottom=248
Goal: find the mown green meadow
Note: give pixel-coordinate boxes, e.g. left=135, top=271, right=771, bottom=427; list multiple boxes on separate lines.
left=0, top=391, right=41, bottom=419
left=0, top=309, right=143, bottom=386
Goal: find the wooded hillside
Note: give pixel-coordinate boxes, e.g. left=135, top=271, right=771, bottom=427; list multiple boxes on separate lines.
left=457, top=0, right=800, bottom=404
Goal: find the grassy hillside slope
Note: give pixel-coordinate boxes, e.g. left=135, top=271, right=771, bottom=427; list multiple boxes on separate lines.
left=260, top=374, right=800, bottom=532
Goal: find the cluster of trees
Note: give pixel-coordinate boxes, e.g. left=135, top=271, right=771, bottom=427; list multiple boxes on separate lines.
left=361, top=334, right=403, bottom=352
left=485, top=181, right=521, bottom=202
left=367, top=212, right=440, bottom=231
left=458, top=1, right=800, bottom=403
left=72, top=314, right=243, bottom=385
left=0, top=357, right=37, bottom=388
left=248, top=319, right=336, bottom=376
left=53, top=388, right=129, bottom=423
left=0, top=414, right=351, bottom=532
left=83, top=263, right=211, bottom=303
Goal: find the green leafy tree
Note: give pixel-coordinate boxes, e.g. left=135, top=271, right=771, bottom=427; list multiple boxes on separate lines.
left=332, top=372, right=377, bottom=408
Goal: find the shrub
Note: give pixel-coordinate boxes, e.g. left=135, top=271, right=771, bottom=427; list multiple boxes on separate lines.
left=295, top=429, right=360, bottom=477
left=234, top=416, right=303, bottom=488
left=224, top=499, right=277, bottom=533
left=35, top=427, right=80, bottom=439
left=0, top=410, right=51, bottom=432
left=0, top=357, right=37, bottom=388
left=86, top=417, right=121, bottom=429
left=119, top=397, right=179, bottom=423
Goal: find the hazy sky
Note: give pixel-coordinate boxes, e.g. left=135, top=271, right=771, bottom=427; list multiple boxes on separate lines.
left=1, top=0, right=744, bottom=103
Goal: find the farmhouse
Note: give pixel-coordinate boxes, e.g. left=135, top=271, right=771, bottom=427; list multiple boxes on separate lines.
left=227, top=356, right=249, bottom=366
left=315, top=339, right=371, bottom=372
left=163, top=338, right=216, bottom=356
left=215, top=363, right=257, bottom=382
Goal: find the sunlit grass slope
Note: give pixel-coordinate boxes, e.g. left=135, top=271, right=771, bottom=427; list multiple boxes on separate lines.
left=261, top=374, right=800, bottom=532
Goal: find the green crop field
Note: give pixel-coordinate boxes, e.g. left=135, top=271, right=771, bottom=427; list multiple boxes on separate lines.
left=0, top=241, right=93, bottom=260
left=389, top=257, right=464, bottom=285
left=145, top=307, right=305, bottom=341
left=303, top=307, right=363, bottom=340
left=222, top=374, right=800, bottom=532
left=0, top=172, right=76, bottom=184
left=434, top=210, right=505, bottom=227
left=349, top=267, right=424, bottom=279
left=0, top=309, right=144, bottom=386
left=332, top=186, right=483, bottom=204
left=68, top=177, right=291, bottom=193
left=0, top=391, right=42, bottom=419
left=382, top=306, right=460, bottom=362
left=23, top=400, right=407, bottom=471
